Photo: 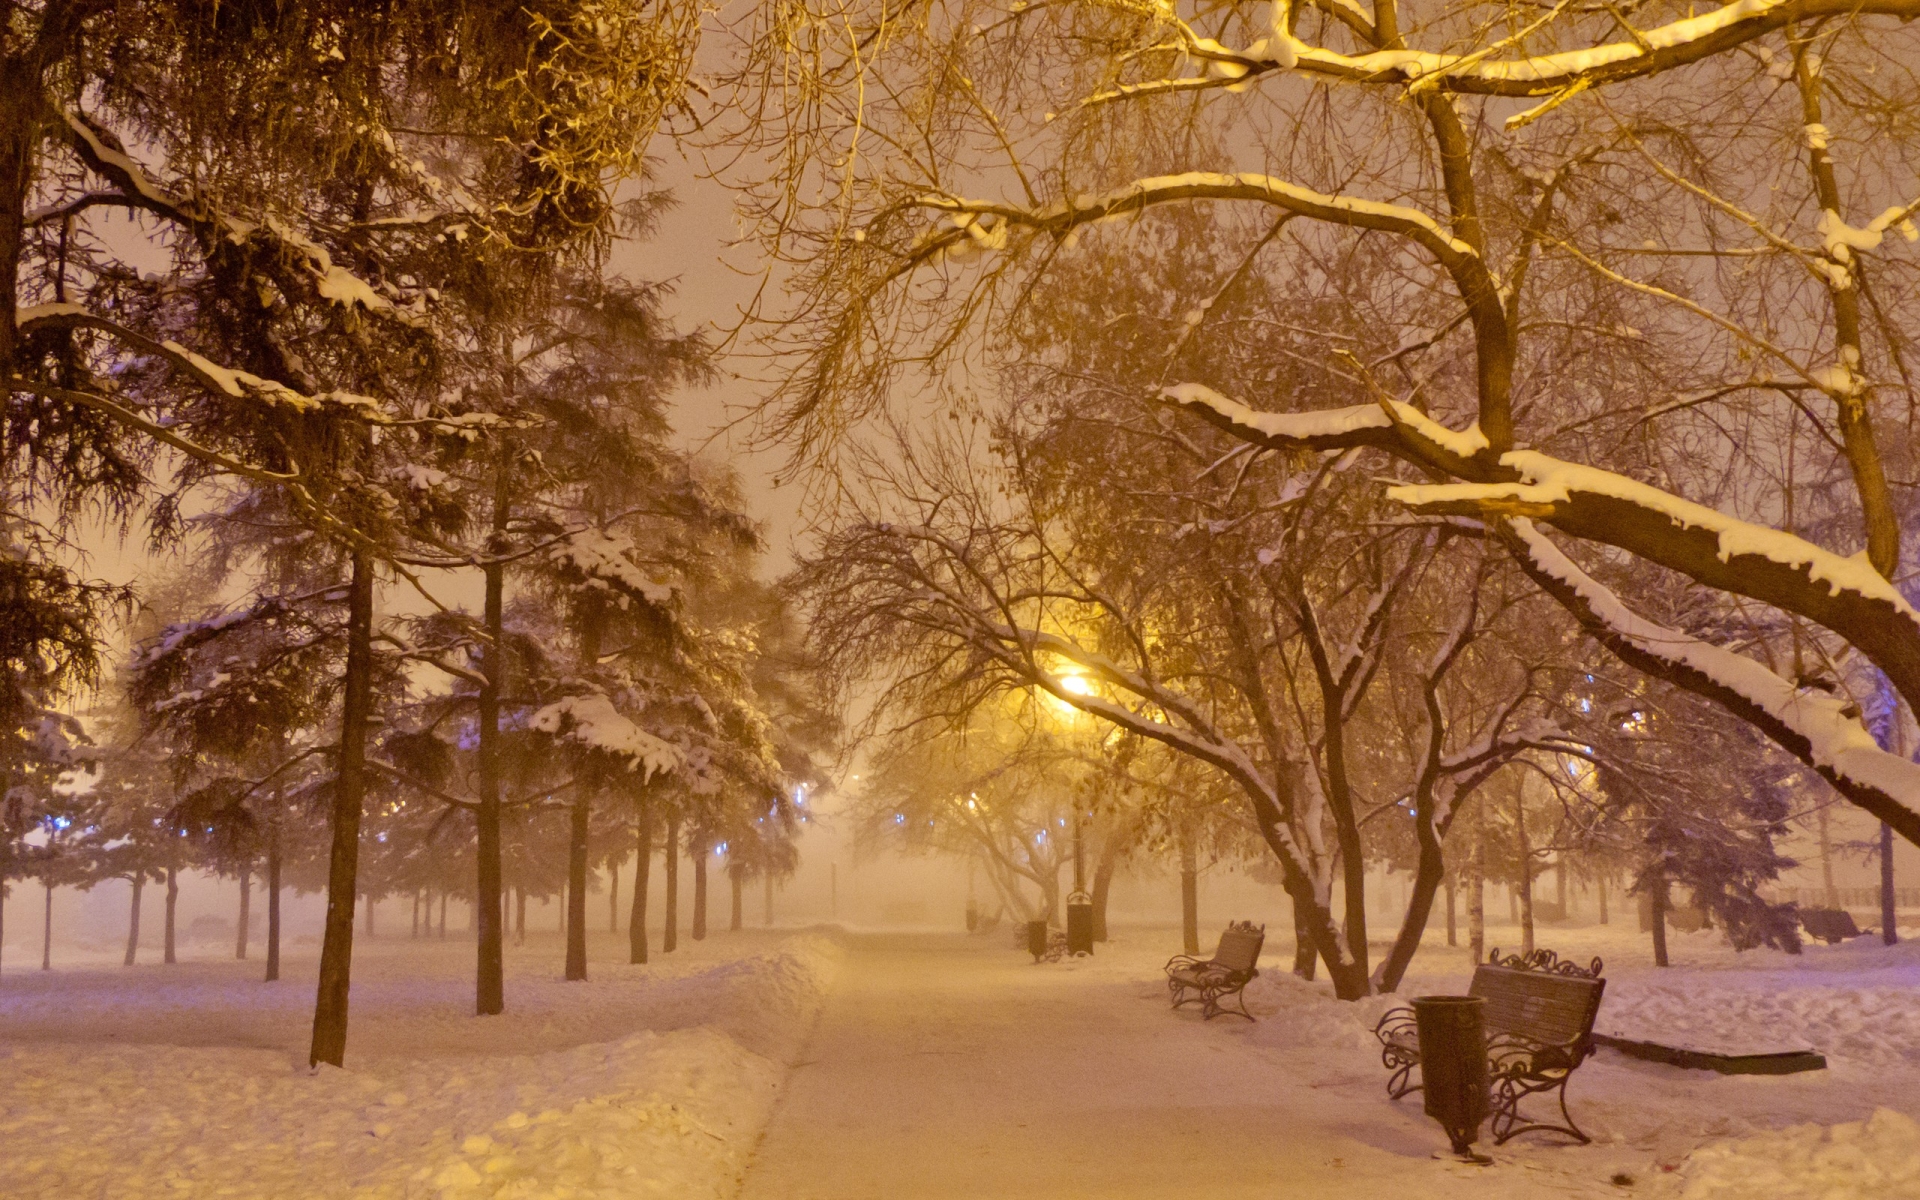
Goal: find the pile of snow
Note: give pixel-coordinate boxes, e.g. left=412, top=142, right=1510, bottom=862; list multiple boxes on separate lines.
left=1240, top=968, right=1398, bottom=1051
left=1602, top=973, right=1920, bottom=1065
left=1674, top=1108, right=1920, bottom=1199
left=0, top=933, right=841, bottom=1200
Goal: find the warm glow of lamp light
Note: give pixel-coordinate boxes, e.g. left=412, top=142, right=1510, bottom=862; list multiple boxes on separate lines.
left=1059, top=675, right=1092, bottom=696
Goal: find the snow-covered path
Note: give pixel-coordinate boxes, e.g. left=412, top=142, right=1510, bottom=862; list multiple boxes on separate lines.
left=738, top=932, right=1590, bottom=1199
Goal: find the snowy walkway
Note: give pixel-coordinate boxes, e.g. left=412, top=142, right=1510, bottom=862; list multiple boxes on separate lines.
left=738, top=932, right=1580, bottom=1199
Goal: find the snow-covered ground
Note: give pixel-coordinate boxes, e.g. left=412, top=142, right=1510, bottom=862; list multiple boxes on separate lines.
left=0, top=929, right=842, bottom=1199
left=7, top=917, right=1918, bottom=1198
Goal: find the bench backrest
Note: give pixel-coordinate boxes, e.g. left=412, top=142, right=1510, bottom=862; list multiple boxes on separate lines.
left=1802, top=907, right=1861, bottom=940
left=1210, top=923, right=1266, bottom=974
left=1468, top=963, right=1604, bottom=1047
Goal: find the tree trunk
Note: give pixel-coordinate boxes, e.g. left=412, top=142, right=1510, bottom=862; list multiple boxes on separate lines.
left=610, top=858, right=620, bottom=934
left=1649, top=865, right=1671, bottom=968
left=565, top=595, right=604, bottom=980
left=165, top=863, right=178, bottom=964
left=515, top=888, right=526, bottom=945
left=364, top=893, right=375, bottom=938
left=763, top=872, right=774, bottom=927
left=1290, top=892, right=1318, bottom=980
left=629, top=796, right=652, bottom=964
left=473, top=460, right=509, bottom=1016
left=1882, top=823, right=1899, bottom=946
left=1468, top=797, right=1486, bottom=962
left=1090, top=852, right=1116, bottom=942
left=729, top=865, right=743, bottom=932
left=266, top=829, right=282, bottom=983
left=41, top=882, right=52, bottom=970
left=0, top=54, right=35, bottom=385
left=236, top=867, right=250, bottom=959
left=1375, top=803, right=1446, bottom=994
left=438, top=891, right=447, bottom=938
left=123, top=877, right=142, bottom=966
left=310, top=548, right=374, bottom=1068
left=1444, top=870, right=1456, bottom=947
left=1597, top=873, right=1609, bottom=925
left=565, top=788, right=590, bottom=981
left=691, top=834, right=709, bottom=941
left=1515, top=789, right=1535, bottom=957
left=663, top=813, right=680, bottom=953
left=1818, top=806, right=1839, bottom=908
left=1179, top=838, right=1199, bottom=956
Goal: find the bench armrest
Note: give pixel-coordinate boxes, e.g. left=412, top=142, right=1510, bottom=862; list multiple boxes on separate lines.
left=1374, top=1006, right=1418, bottom=1048
left=1488, top=1030, right=1583, bottom=1077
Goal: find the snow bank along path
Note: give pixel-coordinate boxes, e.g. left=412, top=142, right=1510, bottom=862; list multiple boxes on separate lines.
left=740, top=927, right=1920, bottom=1200
left=0, top=931, right=842, bottom=1199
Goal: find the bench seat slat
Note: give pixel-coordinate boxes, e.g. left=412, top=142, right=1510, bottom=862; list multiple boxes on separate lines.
left=1469, top=966, right=1603, bottom=1047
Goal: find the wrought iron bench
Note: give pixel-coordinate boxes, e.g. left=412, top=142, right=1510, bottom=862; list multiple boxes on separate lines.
left=1164, top=921, right=1265, bottom=1021
left=1374, top=949, right=1606, bottom=1144
left=1800, top=907, right=1867, bottom=944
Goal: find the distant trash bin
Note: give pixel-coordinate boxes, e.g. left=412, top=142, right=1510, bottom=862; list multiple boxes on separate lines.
left=1065, top=891, right=1094, bottom=956
left=1027, top=920, right=1050, bottom=962
left=966, top=901, right=979, bottom=932
left=1412, top=995, right=1491, bottom=1161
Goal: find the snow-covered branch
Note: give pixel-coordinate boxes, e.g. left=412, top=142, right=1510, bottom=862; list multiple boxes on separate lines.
left=528, top=692, right=682, bottom=780
left=1165, top=381, right=1920, bottom=731
left=61, top=110, right=427, bottom=327
left=1085, top=0, right=1920, bottom=102
left=916, top=171, right=1478, bottom=266
left=1500, top=519, right=1920, bottom=843
left=1391, top=454, right=1920, bottom=719
left=1164, top=382, right=1502, bottom=480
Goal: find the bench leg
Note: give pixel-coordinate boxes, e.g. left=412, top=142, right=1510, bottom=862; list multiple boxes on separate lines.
left=1385, top=1061, right=1421, bottom=1100
left=1490, top=1072, right=1590, bottom=1146
left=1202, top=983, right=1255, bottom=1022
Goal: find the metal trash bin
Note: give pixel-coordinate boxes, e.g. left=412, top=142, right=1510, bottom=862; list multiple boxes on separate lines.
left=1027, top=920, right=1050, bottom=962
left=1065, top=891, right=1094, bottom=956
left=1412, top=995, right=1491, bottom=1161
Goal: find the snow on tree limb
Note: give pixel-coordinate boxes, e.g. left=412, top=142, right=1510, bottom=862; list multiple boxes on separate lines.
left=1390, top=454, right=1920, bottom=719
left=1089, top=0, right=1920, bottom=103
left=549, top=529, right=675, bottom=611
left=1500, top=518, right=1920, bottom=844
left=59, top=109, right=423, bottom=327
left=528, top=692, right=681, bottom=780
left=16, top=305, right=384, bottom=415
left=920, top=171, right=1479, bottom=264
left=1162, top=381, right=1504, bottom=479
left=1165, top=381, right=1920, bottom=728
